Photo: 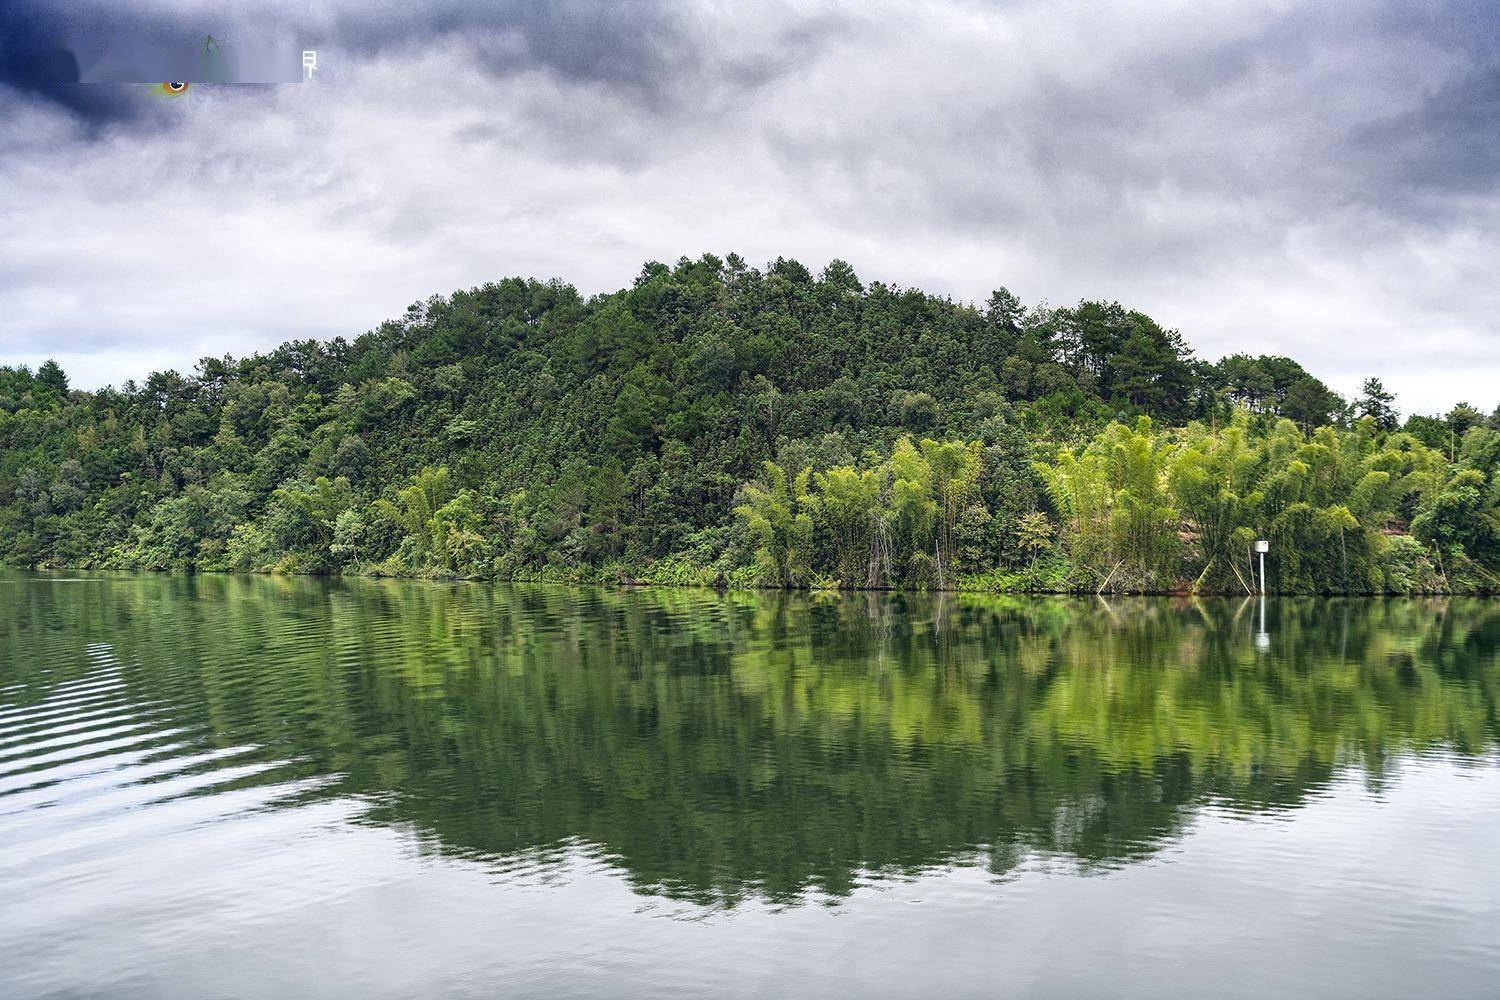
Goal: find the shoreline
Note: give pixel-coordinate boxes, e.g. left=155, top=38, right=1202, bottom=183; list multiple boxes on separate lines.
left=8, top=563, right=1492, bottom=598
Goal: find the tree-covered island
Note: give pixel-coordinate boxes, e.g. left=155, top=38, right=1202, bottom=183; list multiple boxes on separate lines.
left=3, top=254, right=1497, bottom=593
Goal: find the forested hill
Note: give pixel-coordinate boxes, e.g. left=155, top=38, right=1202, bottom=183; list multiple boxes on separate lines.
left=3, top=253, right=1498, bottom=593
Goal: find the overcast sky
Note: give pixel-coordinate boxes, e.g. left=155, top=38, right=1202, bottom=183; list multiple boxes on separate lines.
left=2, top=0, right=1497, bottom=413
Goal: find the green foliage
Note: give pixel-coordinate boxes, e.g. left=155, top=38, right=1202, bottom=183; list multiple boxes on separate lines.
left=809, top=465, right=887, bottom=587
left=1375, top=535, right=1444, bottom=594
left=1411, top=468, right=1500, bottom=587
left=1358, top=377, right=1399, bottom=431
left=1214, top=353, right=1341, bottom=427
left=735, top=462, right=814, bottom=586
left=1041, top=418, right=1179, bottom=589
left=1166, top=421, right=1259, bottom=592
left=1014, top=511, right=1055, bottom=564
left=0, top=255, right=1495, bottom=593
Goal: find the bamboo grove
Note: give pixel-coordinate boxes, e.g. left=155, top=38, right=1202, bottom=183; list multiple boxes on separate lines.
left=735, top=414, right=1500, bottom=594
left=1, top=254, right=1496, bottom=593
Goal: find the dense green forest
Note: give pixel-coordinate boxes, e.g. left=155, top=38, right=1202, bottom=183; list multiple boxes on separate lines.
left=2, top=254, right=1498, bottom=593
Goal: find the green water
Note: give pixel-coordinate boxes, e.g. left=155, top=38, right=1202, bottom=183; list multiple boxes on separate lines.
left=2, top=572, right=1498, bottom=998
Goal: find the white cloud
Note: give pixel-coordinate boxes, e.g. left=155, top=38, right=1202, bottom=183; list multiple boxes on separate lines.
left=1, top=0, right=1496, bottom=412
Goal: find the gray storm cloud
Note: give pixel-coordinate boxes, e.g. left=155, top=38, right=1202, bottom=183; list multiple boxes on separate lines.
left=0, top=0, right=1496, bottom=413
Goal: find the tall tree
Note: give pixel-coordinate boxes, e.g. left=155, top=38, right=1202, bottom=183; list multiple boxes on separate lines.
left=1358, top=378, right=1398, bottom=431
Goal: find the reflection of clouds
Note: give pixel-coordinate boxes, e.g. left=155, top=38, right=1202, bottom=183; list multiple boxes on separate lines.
left=3, top=753, right=1497, bottom=999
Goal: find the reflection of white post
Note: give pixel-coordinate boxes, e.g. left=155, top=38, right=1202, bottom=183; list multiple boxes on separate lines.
left=1255, top=593, right=1271, bottom=651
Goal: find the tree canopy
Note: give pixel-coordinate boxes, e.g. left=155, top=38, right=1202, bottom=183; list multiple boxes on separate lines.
left=2, top=254, right=1496, bottom=593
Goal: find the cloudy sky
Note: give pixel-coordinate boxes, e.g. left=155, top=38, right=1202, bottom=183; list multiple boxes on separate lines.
left=2, top=0, right=1497, bottom=413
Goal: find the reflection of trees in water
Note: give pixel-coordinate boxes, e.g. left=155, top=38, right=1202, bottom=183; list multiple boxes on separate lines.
left=3, top=574, right=1497, bottom=905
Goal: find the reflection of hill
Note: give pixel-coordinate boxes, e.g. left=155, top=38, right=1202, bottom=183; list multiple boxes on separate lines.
left=3, top=574, right=1497, bottom=904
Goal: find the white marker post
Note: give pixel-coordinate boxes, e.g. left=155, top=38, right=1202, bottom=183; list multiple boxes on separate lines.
left=302, top=51, right=317, bottom=80
left=1254, top=539, right=1271, bottom=650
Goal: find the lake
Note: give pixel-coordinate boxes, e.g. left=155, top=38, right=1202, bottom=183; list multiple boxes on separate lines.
left=2, top=572, right=1498, bottom=999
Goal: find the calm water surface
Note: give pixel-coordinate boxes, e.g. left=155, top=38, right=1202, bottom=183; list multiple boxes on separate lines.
left=2, top=572, right=1498, bottom=999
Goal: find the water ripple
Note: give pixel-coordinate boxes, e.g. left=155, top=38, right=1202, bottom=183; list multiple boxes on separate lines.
left=0, top=574, right=1496, bottom=999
